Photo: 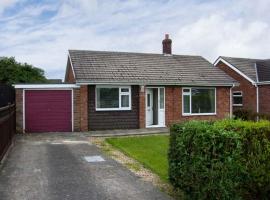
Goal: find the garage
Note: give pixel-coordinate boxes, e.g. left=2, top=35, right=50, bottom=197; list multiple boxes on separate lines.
left=25, top=90, right=72, bottom=132
left=15, top=84, right=79, bottom=133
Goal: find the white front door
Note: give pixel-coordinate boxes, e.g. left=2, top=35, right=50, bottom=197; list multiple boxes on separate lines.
left=146, top=89, right=153, bottom=126
left=146, top=87, right=165, bottom=127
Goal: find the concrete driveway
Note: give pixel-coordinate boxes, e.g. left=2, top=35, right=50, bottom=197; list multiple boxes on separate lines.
left=0, top=133, right=171, bottom=200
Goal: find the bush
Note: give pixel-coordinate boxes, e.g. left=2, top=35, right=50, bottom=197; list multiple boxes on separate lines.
left=257, top=113, right=270, bottom=121
left=233, top=109, right=270, bottom=121
left=233, top=109, right=255, bottom=121
left=169, top=120, right=270, bottom=200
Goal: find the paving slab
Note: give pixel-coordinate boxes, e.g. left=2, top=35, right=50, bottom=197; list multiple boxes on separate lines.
left=0, top=133, right=171, bottom=200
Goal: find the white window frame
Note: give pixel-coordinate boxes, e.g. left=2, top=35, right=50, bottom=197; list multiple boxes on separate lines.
left=96, top=85, right=131, bottom=111
left=182, top=87, right=216, bottom=116
left=232, top=91, right=243, bottom=106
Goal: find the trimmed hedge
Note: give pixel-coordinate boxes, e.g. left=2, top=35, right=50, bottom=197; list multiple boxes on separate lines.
left=169, top=120, right=270, bottom=200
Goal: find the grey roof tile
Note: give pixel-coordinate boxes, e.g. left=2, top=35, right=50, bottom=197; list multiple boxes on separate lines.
left=69, top=50, right=236, bottom=86
left=256, top=60, right=270, bottom=82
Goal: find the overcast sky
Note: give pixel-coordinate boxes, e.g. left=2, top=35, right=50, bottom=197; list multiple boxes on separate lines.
left=0, top=0, right=270, bottom=79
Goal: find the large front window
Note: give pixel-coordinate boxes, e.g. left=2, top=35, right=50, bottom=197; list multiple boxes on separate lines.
left=183, top=88, right=216, bottom=115
left=96, top=86, right=131, bottom=110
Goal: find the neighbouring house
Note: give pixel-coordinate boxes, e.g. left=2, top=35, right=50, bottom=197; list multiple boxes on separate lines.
left=214, top=56, right=270, bottom=114
left=15, top=35, right=236, bottom=133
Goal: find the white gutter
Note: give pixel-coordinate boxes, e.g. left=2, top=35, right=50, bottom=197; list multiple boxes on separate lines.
left=256, top=81, right=270, bottom=85
left=230, top=85, right=233, bottom=118
left=254, top=62, right=259, bottom=115
left=256, top=84, right=259, bottom=114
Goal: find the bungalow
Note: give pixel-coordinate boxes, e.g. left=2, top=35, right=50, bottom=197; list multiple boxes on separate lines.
left=15, top=35, right=236, bottom=133
left=214, top=56, right=270, bottom=114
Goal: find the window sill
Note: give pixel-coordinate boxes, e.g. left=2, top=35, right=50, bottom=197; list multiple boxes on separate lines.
left=233, top=104, right=243, bottom=107
left=182, top=113, right=216, bottom=116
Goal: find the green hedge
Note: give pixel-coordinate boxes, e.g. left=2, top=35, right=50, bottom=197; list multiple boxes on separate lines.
left=168, top=120, right=270, bottom=200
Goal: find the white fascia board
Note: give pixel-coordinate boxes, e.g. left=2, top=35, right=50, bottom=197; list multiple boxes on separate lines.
left=214, top=57, right=255, bottom=84
left=14, top=84, right=80, bottom=89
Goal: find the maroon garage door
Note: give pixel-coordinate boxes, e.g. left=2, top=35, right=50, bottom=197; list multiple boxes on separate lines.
left=25, top=90, right=72, bottom=133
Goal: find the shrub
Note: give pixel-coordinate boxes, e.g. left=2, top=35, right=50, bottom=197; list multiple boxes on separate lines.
left=233, top=109, right=255, bottom=121
left=233, top=109, right=270, bottom=121
left=257, top=113, right=270, bottom=121
left=169, top=120, right=270, bottom=200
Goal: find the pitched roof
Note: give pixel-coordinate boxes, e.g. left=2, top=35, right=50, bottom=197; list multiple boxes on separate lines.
left=218, top=56, right=270, bottom=82
left=256, top=60, right=270, bottom=82
left=68, top=50, right=236, bottom=86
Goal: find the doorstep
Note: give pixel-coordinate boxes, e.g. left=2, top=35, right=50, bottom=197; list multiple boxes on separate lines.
left=85, top=127, right=169, bottom=137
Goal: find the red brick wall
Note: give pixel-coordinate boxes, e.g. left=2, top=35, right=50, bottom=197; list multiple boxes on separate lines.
left=165, top=86, right=231, bottom=127
left=216, top=61, right=257, bottom=112
left=73, top=88, right=81, bottom=131
left=259, top=85, right=270, bottom=114
left=65, top=60, right=75, bottom=83
left=139, top=86, right=145, bottom=128
left=15, top=89, right=23, bottom=133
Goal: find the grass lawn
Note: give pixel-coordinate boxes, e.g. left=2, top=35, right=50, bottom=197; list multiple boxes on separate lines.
left=106, top=135, right=169, bottom=181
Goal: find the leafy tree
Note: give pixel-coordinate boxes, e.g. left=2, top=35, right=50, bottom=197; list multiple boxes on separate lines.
left=0, top=57, right=47, bottom=84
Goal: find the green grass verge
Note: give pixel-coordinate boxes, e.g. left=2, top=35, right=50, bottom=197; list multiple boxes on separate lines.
left=106, top=135, right=169, bottom=181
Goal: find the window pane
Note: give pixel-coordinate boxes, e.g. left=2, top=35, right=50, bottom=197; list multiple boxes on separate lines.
left=191, top=88, right=215, bottom=113
left=121, top=88, right=129, bottom=93
left=233, top=96, right=243, bottom=105
left=160, top=88, right=164, bottom=109
left=183, top=95, right=190, bottom=113
left=147, top=94, right=150, bottom=107
left=233, top=92, right=242, bottom=96
left=121, top=95, right=129, bottom=107
left=97, top=88, right=119, bottom=108
left=183, top=89, right=190, bottom=93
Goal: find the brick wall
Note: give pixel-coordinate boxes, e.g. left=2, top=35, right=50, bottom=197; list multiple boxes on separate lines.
left=165, top=86, right=231, bottom=127
left=216, top=61, right=257, bottom=112
left=139, top=86, right=145, bottom=128
left=65, top=59, right=75, bottom=83
left=73, top=88, right=81, bottom=131
left=259, top=85, right=270, bottom=114
left=15, top=89, right=23, bottom=133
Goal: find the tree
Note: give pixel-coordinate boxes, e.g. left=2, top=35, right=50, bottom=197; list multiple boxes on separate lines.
left=0, top=57, right=47, bottom=84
